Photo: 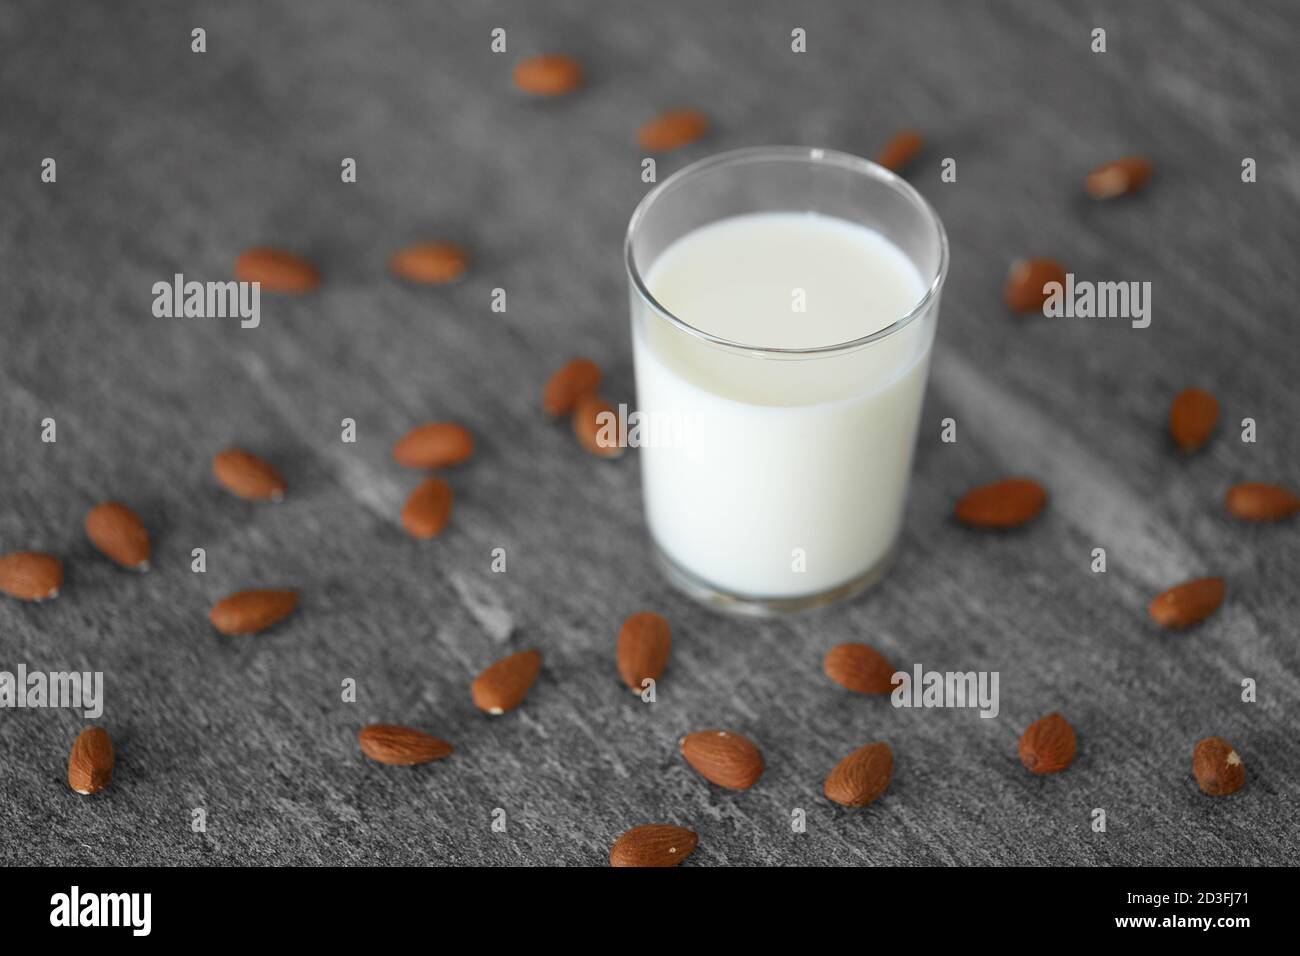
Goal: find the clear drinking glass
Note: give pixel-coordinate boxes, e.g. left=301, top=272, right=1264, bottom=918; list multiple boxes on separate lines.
left=625, top=146, right=949, bottom=615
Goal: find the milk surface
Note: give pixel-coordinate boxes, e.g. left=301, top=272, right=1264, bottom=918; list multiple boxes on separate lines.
left=633, top=211, right=933, bottom=599
left=647, top=212, right=923, bottom=350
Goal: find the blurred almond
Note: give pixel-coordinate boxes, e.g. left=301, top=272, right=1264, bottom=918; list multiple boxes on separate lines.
left=1018, top=712, right=1076, bottom=774
left=681, top=730, right=764, bottom=790
left=1149, top=577, right=1225, bottom=629
left=401, top=478, right=453, bottom=539
left=609, top=824, right=697, bottom=867
left=955, top=477, right=1047, bottom=529
left=393, top=422, right=474, bottom=469
left=213, top=448, right=286, bottom=501
left=1085, top=156, right=1153, bottom=199
left=1168, top=388, right=1219, bottom=452
left=824, top=741, right=894, bottom=807
left=391, top=242, right=468, bottom=284
left=0, top=552, right=63, bottom=601
left=824, top=642, right=897, bottom=694
left=358, top=724, right=453, bottom=766
left=85, top=501, right=150, bottom=569
left=1225, top=482, right=1298, bottom=522
left=68, top=727, right=115, bottom=795
left=472, top=649, right=543, bottom=715
left=638, top=109, right=708, bottom=152
left=543, top=358, right=603, bottom=416
left=617, top=611, right=672, bottom=692
left=513, top=54, right=583, bottom=96
left=1193, top=736, right=1245, bottom=796
left=210, top=589, right=298, bottom=635
left=1005, top=258, right=1066, bottom=312
left=573, top=393, right=624, bottom=458
left=235, top=247, right=319, bottom=293
left=876, top=129, right=923, bottom=172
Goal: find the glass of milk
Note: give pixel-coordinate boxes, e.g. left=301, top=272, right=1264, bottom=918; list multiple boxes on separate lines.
left=625, top=146, right=948, bottom=615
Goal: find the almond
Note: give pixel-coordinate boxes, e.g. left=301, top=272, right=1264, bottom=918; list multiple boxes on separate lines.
left=1018, top=712, right=1076, bottom=774
left=213, top=448, right=286, bottom=502
left=210, top=589, right=298, bottom=635
left=573, top=393, right=624, bottom=458
left=1193, top=736, right=1245, bottom=796
left=1225, top=482, right=1299, bottom=522
left=543, top=357, right=603, bottom=416
left=358, top=724, right=453, bottom=766
left=876, top=129, right=923, bottom=173
left=0, top=552, right=63, bottom=601
left=824, top=643, right=897, bottom=694
left=68, top=727, right=115, bottom=795
left=85, top=501, right=150, bottom=569
left=681, top=730, right=764, bottom=790
left=955, top=477, right=1047, bottom=529
left=1168, top=387, right=1219, bottom=452
left=393, top=422, right=474, bottom=469
left=1005, top=258, right=1067, bottom=313
left=638, top=109, right=708, bottom=152
left=1149, top=577, right=1225, bottom=629
left=472, top=649, right=543, bottom=715
left=513, top=54, right=583, bottom=96
left=824, top=741, right=894, bottom=807
left=235, top=247, right=319, bottom=293
left=401, top=478, right=453, bottom=539
left=609, top=824, right=698, bottom=867
left=390, top=242, right=468, bottom=285
left=617, top=611, right=672, bottom=692
left=1085, top=155, right=1153, bottom=199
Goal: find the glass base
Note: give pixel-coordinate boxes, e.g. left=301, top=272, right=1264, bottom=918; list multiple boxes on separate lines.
left=650, top=540, right=897, bottom=617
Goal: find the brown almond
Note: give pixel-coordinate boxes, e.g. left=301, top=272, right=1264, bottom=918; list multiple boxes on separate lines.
left=210, top=589, right=298, bottom=636
left=68, top=727, right=115, bottom=795
left=390, top=242, right=468, bottom=285
left=1005, top=258, right=1067, bottom=313
left=1085, top=156, right=1153, bottom=199
left=0, top=552, right=63, bottom=601
left=401, top=478, right=453, bottom=539
left=393, top=422, right=475, bottom=469
left=472, top=649, right=543, bottom=715
left=1193, top=736, right=1246, bottom=796
left=573, top=393, right=624, bottom=458
left=1149, top=577, right=1225, bottom=629
left=681, top=730, right=764, bottom=790
left=235, top=247, right=319, bottom=293
left=85, top=501, right=150, bottom=569
left=638, top=109, right=708, bottom=152
left=513, top=54, right=583, bottom=96
left=543, top=358, right=603, bottom=416
left=358, top=724, right=453, bottom=766
left=1168, top=388, right=1219, bottom=452
left=617, top=611, right=672, bottom=692
left=824, top=741, right=894, bottom=807
left=955, top=477, right=1047, bottom=529
left=609, top=824, right=698, bottom=867
left=824, top=643, right=897, bottom=694
left=876, top=129, right=924, bottom=173
left=1018, top=712, right=1076, bottom=774
left=1225, top=482, right=1299, bottom=522
left=213, top=448, right=286, bottom=502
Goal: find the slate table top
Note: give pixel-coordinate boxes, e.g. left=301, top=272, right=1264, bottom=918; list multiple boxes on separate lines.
left=2, top=0, right=1297, bottom=866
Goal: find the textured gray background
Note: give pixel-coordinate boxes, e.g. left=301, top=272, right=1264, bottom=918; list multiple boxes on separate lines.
left=1, top=0, right=1297, bottom=866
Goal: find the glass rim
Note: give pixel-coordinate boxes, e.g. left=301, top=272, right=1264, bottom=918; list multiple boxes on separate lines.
left=624, top=145, right=950, bottom=357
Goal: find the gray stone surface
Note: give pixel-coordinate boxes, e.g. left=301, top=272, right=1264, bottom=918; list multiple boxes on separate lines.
left=1, top=0, right=1297, bottom=865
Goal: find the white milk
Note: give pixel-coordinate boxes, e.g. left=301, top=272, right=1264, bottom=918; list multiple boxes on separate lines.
left=632, top=211, right=934, bottom=600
